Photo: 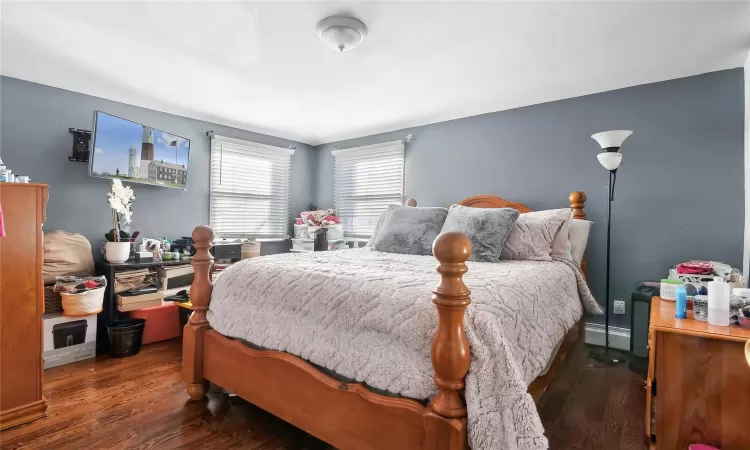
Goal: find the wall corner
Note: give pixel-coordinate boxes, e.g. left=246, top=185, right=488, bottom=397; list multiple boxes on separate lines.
left=744, top=50, right=750, bottom=285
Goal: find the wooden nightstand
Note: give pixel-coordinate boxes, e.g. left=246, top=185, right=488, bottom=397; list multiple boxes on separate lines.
left=646, top=296, right=750, bottom=450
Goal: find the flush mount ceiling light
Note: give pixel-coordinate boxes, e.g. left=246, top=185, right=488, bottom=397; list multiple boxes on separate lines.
left=316, top=16, right=368, bottom=52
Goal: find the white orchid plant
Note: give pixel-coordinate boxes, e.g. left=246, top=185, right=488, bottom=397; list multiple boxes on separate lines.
left=107, top=178, right=135, bottom=242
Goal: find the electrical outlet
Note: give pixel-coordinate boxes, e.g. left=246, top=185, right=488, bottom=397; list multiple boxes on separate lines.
left=613, top=300, right=626, bottom=315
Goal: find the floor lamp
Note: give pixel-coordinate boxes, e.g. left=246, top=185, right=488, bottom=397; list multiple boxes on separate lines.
left=589, top=129, right=632, bottom=364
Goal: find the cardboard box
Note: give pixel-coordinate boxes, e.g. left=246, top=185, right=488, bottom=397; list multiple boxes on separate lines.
left=43, top=313, right=97, bottom=369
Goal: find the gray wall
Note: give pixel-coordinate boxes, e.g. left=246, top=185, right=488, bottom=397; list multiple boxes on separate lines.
left=0, top=76, right=317, bottom=255
left=315, top=69, right=746, bottom=327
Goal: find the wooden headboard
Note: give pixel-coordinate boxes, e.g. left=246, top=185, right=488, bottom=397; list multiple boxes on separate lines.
left=405, top=191, right=587, bottom=220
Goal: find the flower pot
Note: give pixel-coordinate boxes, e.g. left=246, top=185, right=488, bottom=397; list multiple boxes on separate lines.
left=106, top=242, right=131, bottom=263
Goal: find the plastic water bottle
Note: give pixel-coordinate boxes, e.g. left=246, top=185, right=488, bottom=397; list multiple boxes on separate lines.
left=675, top=286, right=687, bottom=319
left=707, top=276, right=730, bottom=326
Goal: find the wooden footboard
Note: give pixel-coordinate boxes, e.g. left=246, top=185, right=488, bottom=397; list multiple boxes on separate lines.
left=184, top=226, right=472, bottom=450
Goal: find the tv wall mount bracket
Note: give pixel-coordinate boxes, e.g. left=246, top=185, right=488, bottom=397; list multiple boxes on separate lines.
left=68, top=128, right=92, bottom=162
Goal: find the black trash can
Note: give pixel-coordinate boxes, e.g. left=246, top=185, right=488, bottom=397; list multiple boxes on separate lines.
left=107, top=318, right=146, bottom=357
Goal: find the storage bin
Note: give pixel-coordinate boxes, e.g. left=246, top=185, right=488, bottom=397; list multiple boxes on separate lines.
left=326, top=224, right=344, bottom=241
left=329, top=240, right=349, bottom=251
left=129, top=303, right=181, bottom=344
left=292, top=238, right=314, bottom=252
left=61, top=287, right=105, bottom=316
left=293, top=223, right=309, bottom=238
left=307, top=225, right=344, bottom=241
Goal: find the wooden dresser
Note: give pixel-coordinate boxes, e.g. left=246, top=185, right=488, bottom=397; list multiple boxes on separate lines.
left=0, top=183, right=48, bottom=430
left=646, top=296, right=750, bottom=449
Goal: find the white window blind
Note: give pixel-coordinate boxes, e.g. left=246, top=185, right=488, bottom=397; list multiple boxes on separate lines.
left=210, top=135, right=294, bottom=239
left=333, top=140, right=404, bottom=238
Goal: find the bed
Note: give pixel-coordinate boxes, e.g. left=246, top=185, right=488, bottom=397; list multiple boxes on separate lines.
left=183, top=191, right=599, bottom=450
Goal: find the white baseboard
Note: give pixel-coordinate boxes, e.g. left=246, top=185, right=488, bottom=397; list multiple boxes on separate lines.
left=585, top=322, right=630, bottom=352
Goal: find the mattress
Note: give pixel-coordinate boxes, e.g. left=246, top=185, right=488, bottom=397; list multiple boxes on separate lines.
left=207, top=248, right=601, bottom=449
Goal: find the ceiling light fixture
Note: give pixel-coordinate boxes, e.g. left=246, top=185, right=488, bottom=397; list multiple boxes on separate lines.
left=316, top=16, right=368, bottom=52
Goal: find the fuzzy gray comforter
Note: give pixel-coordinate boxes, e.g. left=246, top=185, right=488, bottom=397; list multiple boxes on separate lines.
left=207, top=248, right=601, bottom=449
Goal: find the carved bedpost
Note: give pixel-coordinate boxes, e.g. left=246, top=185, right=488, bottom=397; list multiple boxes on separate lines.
left=183, top=225, right=214, bottom=400
left=405, top=198, right=417, bottom=207
left=423, top=232, right=472, bottom=450
left=569, top=191, right=589, bottom=278
left=569, top=191, right=587, bottom=219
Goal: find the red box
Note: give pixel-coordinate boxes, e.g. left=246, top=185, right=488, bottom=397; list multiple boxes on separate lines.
left=129, top=303, right=180, bottom=344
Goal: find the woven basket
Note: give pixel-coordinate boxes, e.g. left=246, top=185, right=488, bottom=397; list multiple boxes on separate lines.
left=44, top=283, right=63, bottom=314
left=61, top=287, right=105, bottom=317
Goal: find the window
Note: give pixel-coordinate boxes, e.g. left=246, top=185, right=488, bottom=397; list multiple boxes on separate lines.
left=333, top=140, right=404, bottom=238
left=210, top=135, right=294, bottom=239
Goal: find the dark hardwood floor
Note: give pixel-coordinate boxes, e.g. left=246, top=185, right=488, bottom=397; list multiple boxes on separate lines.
left=0, top=339, right=647, bottom=449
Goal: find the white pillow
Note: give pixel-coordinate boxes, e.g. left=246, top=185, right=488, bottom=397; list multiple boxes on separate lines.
left=524, top=208, right=573, bottom=260
left=569, top=219, right=593, bottom=265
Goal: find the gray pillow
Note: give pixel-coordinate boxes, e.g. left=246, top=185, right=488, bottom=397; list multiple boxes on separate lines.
left=500, top=214, right=567, bottom=261
left=440, top=205, right=520, bottom=262
left=372, top=205, right=449, bottom=255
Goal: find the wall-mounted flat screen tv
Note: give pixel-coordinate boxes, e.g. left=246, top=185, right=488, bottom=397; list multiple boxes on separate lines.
left=89, top=111, right=190, bottom=190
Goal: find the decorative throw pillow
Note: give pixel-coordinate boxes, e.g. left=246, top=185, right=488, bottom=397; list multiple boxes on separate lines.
left=501, top=215, right=567, bottom=261
left=569, top=219, right=594, bottom=265
left=439, top=205, right=520, bottom=263
left=372, top=205, right=449, bottom=256
left=523, top=208, right=573, bottom=260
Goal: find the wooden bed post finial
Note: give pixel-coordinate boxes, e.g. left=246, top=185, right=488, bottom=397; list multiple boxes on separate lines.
left=569, top=191, right=587, bottom=220
left=430, top=232, right=472, bottom=419
left=190, top=225, right=215, bottom=325
left=184, top=225, right=214, bottom=401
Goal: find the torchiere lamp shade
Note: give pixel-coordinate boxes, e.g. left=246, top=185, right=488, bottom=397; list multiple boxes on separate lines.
left=592, top=130, right=632, bottom=171
left=591, top=130, right=633, bottom=150
left=597, top=153, right=623, bottom=171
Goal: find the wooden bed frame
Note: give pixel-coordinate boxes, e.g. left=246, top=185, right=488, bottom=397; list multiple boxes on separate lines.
left=184, top=191, right=588, bottom=450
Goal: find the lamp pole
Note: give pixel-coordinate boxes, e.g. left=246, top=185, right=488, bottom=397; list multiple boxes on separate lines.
left=590, top=130, right=632, bottom=364
left=605, top=170, right=613, bottom=352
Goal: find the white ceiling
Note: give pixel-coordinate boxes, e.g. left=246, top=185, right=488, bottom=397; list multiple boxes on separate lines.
left=2, top=1, right=748, bottom=146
